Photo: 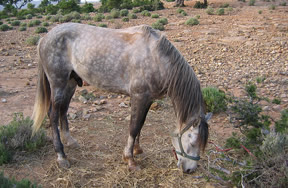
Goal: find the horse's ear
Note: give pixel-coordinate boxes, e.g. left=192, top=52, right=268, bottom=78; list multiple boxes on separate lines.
left=205, top=113, right=213, bottom=121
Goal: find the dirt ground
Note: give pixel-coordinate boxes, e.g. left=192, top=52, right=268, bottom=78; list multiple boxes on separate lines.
left=0, top=0, right=287, bottom=187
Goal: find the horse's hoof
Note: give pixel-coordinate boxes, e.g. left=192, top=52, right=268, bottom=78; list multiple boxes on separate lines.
left=67, top=140, right=80, bottom=148
left=128, top=164, right=141, bottom=171
left=122, top=154, right=129, bottom=163
left=133, top=148, right=143, bottom=155
left=57, top=159, right=71, bottom=168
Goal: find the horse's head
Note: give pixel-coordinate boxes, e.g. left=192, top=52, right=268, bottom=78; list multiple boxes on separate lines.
left=172, top=113, right=212, bottom=173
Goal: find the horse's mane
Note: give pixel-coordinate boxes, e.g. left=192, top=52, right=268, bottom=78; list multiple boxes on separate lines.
left=154, top=34, right=208, bottom=150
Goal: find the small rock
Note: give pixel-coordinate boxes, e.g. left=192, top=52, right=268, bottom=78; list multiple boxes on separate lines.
left=272, top=105, right=281, bottom=112
left=69, top=113, right=77, bottom=120
left=263, top=106, right=270, bottom=111
left=125, top=115, right=131, bottom=121
left=1, top=98, right=7, bottom=103
left=280, top=94, right=287, bottom=98
left=79, top=89, right=88, bottom=95
left=28, top=63, right=32, bottom=67
left=119, top=102, right=128, bottom=108
left=100, top=99, right=107, bottom=104
left=78, top=95, right=88, bottom=104
left=83, top=114, right=91, bottom=120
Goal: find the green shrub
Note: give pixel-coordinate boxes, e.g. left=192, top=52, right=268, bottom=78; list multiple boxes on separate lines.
left=258, top=10, right=262, bottom=14
left=27, top=21, right=34, bottom=27
left=249, top=0, right=256, bottom=6
left=202, top=87, right=227, bottom=113
left=195, top=15, right=200, bottom=19
left=36, top=15, right=42, bottom=19
left=0, top=113, right=47, bottom=165
left=72, top=19, right=81, bottom=23
left=50, top=14, right=62, bottom=22
left=20, top=22, right=27, bottom=27
left=279, top=2, right=286, bottom=6
left=81, top=2, right=95, bottom=13
left=151, top=14, right=159, bottom=18
left=194, top=1, right=208, bottom=8
left=220, top=3, right=230, bottom=8
left=269, top=4, right=276, bottom=10
left=45, top=15, right=52, bottom=20
left=275, top=109, right=288, bottom=133
left=128, top=13, right=137, bottom=19
left=11, top=20, right=21, bottom=26
left=57, top=0, right=80, bottom=15
left=157, top=17, right=168, bottom=25
left=94, top=14, right=104, bottom=22
left=110, top=9, right=120, bottom=18
left=0, top=172, right=40, bottom=188
left=0, top=21, right=3, bottom=25
left=181, top=11, right=187, bottom=16
left=152, top=22, right=164, bottom=31
left=32, top=19, right=41, bottom=26
left=0, top=24, right=10, bottom=31
left=141, top=10, right=151, bottom=16
left=35, top=27, right=48, bottom=33
left=206, top=7, right=214, bottom=15
left=26, top=14, right=33, bottom=19
left=176, top=8, right=184, bottom=14
left=185, top=18, right=199, bottom=26
left=272, top=98, right=281, bottom=104
left=120, top=9, right=129, bottom=17
left=216, top=8, right=225, bottom=15
left=60, top=14, right=73, bottom=23
left=122, top=17, right=129, bottom=22
left=105, top=15, right=113, bottom=20
left=82, top=13, right=92, bottom=20
left=98, top=23, right=107, bottom=27
left=42, top=22, right=49, bottom=27
left=19, top=26, right=27, bottom=31
left=132, top=8, right=140, bottom=13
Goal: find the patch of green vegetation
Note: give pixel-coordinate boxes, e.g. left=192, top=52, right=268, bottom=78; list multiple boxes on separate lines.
left=128, top=13, right=137, bottom=19
left=11, top=20, right=21, bottom=26
left=98, top=23, right=108, bottom=28
left=275, top=109, right=288, bottom=133
left=176, top=8, right=184, bottom=14
left=269, top=4, right=276, bottom=10
left=132, top=8, right=140, bottom=13
left=151, top=14, right=159, bottom=18
left=94, top=14, right=104, bottom=22
left=272, top=98, right=281, bottom=104
left=216, top=8, right=225, bottom=15
left=26, top=35, right=40, bottom=46
left=82, top=14, right=92, bottom=20
left=152, top=22, right=164, bottom=31
left=185, top=17, right=199, bottom=26
left=32, top=20, right=41, bottom=26
left=0, top=172, right=40, bottom=188
left=141, top=10, right=151, bottom=17
left=122, top=17, right=129, bottom=22
left=0, top=113, right=47, bottom=165
left=81, top=2, right=95, bottom=13
left=120, top=9, right=129, bottom=17
left=258, top=10, right=263, bottom=14
left=110, top=9, right=120, bottom=18
left=249, top=0, right=256, bottom=6
left=19, top=26, right=27, bottom=31
left=0, top=24, right=10, bottom=31
left=26, top=14, right=33, bottom=19
left=157, top=17, right=168, bottom=25
left=35, top=27, right=48, bottom=33
left=202, top=87, right=227, bottom=113
left=206, top=7, right=214, bottom=15
left=42, top=22, right=49, bottom=27
left=194, top=1, right=208, bottom=8
left=220, top=3, right=230, bottom=8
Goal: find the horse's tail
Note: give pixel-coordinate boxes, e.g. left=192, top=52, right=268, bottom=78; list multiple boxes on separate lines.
left=32, top=38, right=50, bottom=135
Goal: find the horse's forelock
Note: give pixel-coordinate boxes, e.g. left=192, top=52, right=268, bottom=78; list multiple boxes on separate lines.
left=198, top=118, right=209, bottom=151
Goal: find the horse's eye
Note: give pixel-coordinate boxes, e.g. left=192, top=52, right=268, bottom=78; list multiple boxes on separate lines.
left=188, top=133, right=191, bottom=138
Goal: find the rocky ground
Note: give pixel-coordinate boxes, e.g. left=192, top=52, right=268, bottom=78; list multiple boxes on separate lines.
left=0, top=0, right=287, bottom=187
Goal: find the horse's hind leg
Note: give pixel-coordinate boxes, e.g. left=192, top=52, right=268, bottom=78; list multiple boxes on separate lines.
left=59, top=79, right=79, bottom=148
left=123, top=94, right=152, bottom=170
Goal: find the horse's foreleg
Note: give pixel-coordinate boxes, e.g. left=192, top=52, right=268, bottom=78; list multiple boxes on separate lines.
left=123, top=94, right=152, bottom=171
left=50, top=94, right=70, bottom=168
left=133, top=133, right=143, bottom=155
left=60, top=80, right=79, bottom=148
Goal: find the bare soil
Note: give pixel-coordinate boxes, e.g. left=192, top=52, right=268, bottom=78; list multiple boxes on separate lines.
left=0, top=0, right=287, bottom=187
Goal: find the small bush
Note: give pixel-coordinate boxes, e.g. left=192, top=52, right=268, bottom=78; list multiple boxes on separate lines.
left=128, top=13, right=137, bottom=19
left=120, top=9, right=129, bottom=17
left=279, top=2, right=286, bottom=6
left=141, top=10, right=151, bottom=17
left=202, top=87, right=227, bottom=113
left=98, top=23, right=107, bottom=28
left=26, top=35, right=40, bottom=46
left=110, top=9, right=120, bottom=18
left=0, top=172, right=40, bottom=188
left=26, top=14, right=33, bottom=19
left=249, top=0, right=256, bottom=6
left=220, top=3, right=230, bottom=8
left=0, top=113, right=47, bottom=165
left=72, top=19, right=81, bottom=23
left=152, top=22, right=164, bottom=31
left=19, top=26, right=26, bottom=31
left=216, top=8, right=225, bottom=15
left=0, top=24, right=10, bottom=31
left=272, top=98, right=281, bottom=104
left=45, top=15, right=52, bottom=21
left=50, top=14, right=62, bottom=22
left=275, top=109, right=288, bottom=133
left=258, top=10, right=263, bottom=14
left=82, top=13, right=92, bottom=20
left=122, top=17, right=129, bottom=22
left=132, top=8, right=140, bottom=13
left=94, top=14, right=103, bottom=22
left=81, top=2, right=95, bottom=13
left=194, top=1, right=208, bottom=8
left=36, top=15, right=42, bottom=19
left=206, top=7, right=214, bottom=15
left=195, top=15, right=200, bottom=19
left=157, top=17, right=168, bottom=25
left=269, top=4, right=276, bottom=10
left=27, top=21, right=34, bottom=27
left=176, top=8, right=184, bottom=14
left=20, top=22, right=27, bottom=27
left=181, top=11, right=188, bottom=16
left=0, top=21, right=3, bottom=25
left=105, top=15, right=113, bottom=20
left=35, top=27, right=48, bottom=33
left=185, top=18, right=199, bottom=26
left=42, top=22, right=49, bottom=27
left=32, top=20, right=41, bottom=26
left=11, top=20, right=21, bottom=26
left=151, top=14, right=159, bottom=18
